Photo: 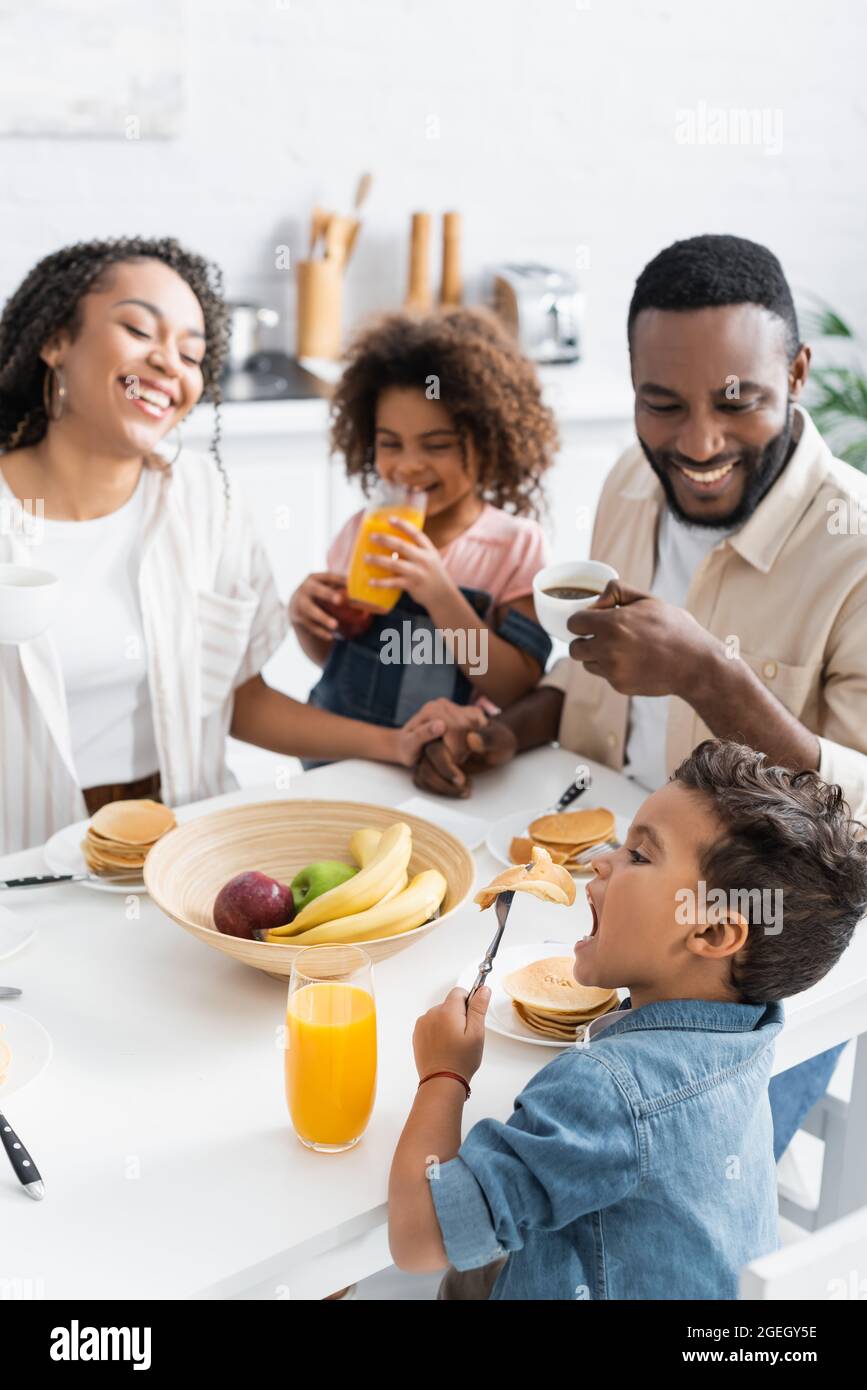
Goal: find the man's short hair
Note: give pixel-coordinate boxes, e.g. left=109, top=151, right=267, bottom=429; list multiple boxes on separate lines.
left=628, top=234, right=800, bottom=361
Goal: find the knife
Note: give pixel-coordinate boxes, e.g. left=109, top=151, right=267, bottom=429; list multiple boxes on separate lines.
left=0, top=1112, right=45, bottom=1200
left=0, top=872, right=141, bottom=889
left=544, top=765, right=593, bottom=816
left=466, top=890, right=514, bottom=1011
left=0, top=988, right=22, bottom=999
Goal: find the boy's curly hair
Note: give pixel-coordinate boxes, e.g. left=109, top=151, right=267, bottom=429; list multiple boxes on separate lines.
left=673, top=739, right=867, bottom=1003
left=329, top=307, right=559, bottom=518
left=0, top=236, right=230, bottom=500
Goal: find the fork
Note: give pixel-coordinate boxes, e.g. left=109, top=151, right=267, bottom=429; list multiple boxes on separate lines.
left=466, top=890, right=514, bottom=1010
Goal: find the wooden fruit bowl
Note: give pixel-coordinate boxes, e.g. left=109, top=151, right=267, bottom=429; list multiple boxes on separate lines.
left=143, top=799, right=476, bottom=978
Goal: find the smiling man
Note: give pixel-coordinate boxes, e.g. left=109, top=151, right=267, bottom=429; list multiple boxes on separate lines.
left=414, top=234, right=867, bottom=1160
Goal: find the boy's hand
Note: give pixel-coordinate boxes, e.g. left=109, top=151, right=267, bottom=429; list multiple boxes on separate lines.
left=366, top=516, right=455, bottom=609
left=413, top=986, right=491, bottom=1081
left=289, top=571, right=348, bottom=642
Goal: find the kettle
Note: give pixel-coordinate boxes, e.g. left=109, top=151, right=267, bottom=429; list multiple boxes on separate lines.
left=225, top=302, right=280, bottom=372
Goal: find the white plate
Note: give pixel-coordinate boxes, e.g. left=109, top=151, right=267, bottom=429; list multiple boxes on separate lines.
left=457, top=941, right=625, bottom=1050
left=0, top=905, right=35, bottom=960
left=396, top=796, right=489, bottom=851
left=43, top=819, right=146, bottom=894
left=0, top=1008, right=53, bottom=1099
left=485, top=806, right=631, bottom=871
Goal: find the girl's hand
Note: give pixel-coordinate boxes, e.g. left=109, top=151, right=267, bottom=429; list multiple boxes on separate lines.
left=413, top=986, right=490, bottom=1081
left=366, top=517, right=455, bottom=609
left=289, top=571, right=347, bottom=641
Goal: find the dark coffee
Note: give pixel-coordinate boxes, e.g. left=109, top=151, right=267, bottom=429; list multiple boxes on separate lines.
left=543, top=584, right=602, bottom=601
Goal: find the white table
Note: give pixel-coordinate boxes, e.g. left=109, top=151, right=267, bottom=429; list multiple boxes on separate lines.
left=1, top=747, right=866, bottom=1300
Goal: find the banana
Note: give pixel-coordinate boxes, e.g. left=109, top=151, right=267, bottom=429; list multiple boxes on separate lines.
left=270, top=821, right=412, bottom=937
left=349, top=827, right=382, bottom=869
left=284, top=869, right=447, bottom=945
left=378, top=870, right=408, bottom=904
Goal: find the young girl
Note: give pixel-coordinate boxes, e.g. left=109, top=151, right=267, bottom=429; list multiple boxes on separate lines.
left=290, top=309, right=558, bottom=737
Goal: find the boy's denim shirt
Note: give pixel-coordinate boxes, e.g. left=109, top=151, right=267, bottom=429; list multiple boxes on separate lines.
left=429, top=996, right=784, bottom=1300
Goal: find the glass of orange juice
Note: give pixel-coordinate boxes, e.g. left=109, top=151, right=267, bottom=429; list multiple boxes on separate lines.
left=285, top=945, right=377, bottom=1152
left=346, top=480, right=427, bottom=612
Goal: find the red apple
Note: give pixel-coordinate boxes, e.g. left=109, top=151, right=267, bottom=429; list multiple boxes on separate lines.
left=213, top=870, right=295, bottom=939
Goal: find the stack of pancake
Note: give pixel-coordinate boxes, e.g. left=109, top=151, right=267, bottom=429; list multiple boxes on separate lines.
left=510, top=807, right=616, bottom=875
left=81, top=799, right=176, bottom=879
left=503, top=956, right=619, bottom=1041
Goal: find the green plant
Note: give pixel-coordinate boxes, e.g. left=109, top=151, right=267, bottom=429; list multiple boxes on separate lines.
left=801, top=301, right=867, bottom=472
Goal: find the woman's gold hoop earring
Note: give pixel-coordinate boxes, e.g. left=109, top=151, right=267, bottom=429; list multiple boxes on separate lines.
left=158, top=424, right=183, bottom=466
left=42, top=365, right=67, bottom=421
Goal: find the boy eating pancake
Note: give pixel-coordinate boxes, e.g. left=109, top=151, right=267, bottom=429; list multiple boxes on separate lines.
left=388, top=739, right=867, bottom=1299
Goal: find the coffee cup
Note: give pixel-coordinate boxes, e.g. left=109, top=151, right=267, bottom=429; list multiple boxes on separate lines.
left=532, top=560, right=619, bottom=644
left=0, top=564, right=60, bottom=644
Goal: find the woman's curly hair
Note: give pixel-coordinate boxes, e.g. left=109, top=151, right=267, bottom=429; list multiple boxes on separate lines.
left=0, top=236, right=230, bottom=500
left=330, top=307, right=558, bottom=518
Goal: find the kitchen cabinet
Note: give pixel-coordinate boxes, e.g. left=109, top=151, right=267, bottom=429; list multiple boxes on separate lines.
left=183, top=366, right=634, bottom=785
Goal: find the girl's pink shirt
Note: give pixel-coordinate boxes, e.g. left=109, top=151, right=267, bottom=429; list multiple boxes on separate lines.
left=327, top=502, right=548, bottom=613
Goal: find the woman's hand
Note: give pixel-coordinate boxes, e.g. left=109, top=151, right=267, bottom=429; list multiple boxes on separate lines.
left=389, top=710, right=448, bottom=767
left=366, top=516, right=455, bottom=609
left=289, top=571, right=347, bottom=642
left=413, top=986, right=490, bottom=1082
left=402, top=698, right=488, bottom=739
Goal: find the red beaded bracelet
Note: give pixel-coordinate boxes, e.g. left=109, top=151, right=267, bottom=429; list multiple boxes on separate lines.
left=418, top=1070, right=471, bottom=1100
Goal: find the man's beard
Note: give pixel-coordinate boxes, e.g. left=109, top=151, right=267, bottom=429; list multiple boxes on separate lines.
left=638, top=402, right=796, bottom=530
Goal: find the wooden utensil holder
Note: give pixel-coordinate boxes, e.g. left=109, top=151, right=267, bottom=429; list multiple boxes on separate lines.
left=296, top=258, right=343, bottom=359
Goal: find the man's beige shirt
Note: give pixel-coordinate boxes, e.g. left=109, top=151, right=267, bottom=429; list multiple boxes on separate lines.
left=542, top=407, right=867, bottom=821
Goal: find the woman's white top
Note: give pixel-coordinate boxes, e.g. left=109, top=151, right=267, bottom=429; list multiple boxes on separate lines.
left=0, top=451, right=288, bottom=853
left=18, top=473, right=160, bottom=789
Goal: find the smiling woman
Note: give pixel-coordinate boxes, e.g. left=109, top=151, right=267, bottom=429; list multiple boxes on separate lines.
left=0, top=238, right=454, bottom=854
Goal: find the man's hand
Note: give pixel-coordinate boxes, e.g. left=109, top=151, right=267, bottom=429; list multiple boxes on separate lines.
left=568, top=579, right=722, bottom=697
left=413, top=720, right=519, bottom=798
left=413, top=986, right=490, bottom=1081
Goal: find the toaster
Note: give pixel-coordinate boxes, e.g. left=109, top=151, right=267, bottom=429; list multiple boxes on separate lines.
left=489, top=263, right=583, bottom=363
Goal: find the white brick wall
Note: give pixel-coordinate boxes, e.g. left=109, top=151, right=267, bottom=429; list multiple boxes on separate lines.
left=2, top=0, right=865, bottom=373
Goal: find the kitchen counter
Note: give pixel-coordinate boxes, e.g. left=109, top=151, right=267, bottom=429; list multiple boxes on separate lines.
left=182, top=360, right=634, bottom=444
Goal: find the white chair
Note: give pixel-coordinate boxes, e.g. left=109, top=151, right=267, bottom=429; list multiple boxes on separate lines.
left=778, top=1035, right=867, bottom=1231
left=741, top=1203, right=867, bottom=1299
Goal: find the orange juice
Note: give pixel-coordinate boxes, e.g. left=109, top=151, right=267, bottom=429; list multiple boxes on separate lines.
left=346, top=504, right=426, bottom=611
left=285, top=982, right=377, bottom=1148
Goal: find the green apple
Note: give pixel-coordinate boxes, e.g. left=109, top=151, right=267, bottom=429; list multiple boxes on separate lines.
left=291, top=860, right=357, bottom=910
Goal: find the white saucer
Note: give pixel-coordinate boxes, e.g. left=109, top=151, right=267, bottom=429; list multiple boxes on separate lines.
left=43, top=819, right=146, bottom=894
left=0, top=1008, right=53, bottom=1099
left=0, top=905, right=35, bottom=961
left=485, top=806, right=631, bottom=871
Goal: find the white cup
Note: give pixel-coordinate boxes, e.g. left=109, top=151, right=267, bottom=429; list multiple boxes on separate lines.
left=533, top=560, right=619, bottom=644
left=0, top=564, right=60, bottom=644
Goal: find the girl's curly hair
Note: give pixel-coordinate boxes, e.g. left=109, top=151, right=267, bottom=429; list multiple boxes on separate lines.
left=330, top=307, right=558, bottom=518
left=0, top=236, right=230, bottom=502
